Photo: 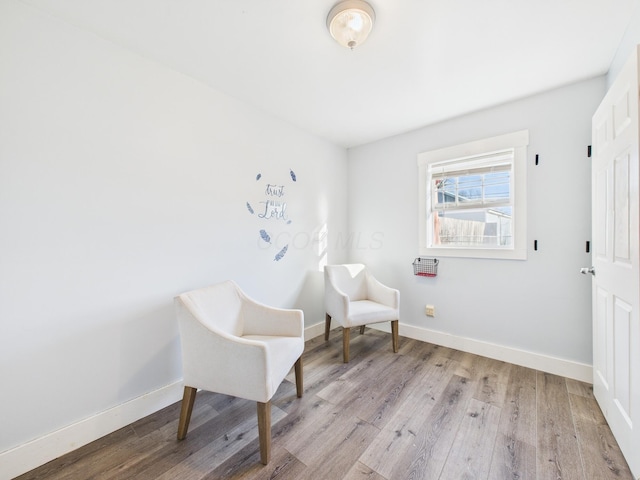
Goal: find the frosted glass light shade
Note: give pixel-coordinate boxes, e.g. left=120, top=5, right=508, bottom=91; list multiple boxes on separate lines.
left=327, top=0, right=375, bottom=50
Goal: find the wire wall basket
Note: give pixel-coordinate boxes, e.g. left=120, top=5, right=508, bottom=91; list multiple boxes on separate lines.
left=413, top=257, right=439, bottom=277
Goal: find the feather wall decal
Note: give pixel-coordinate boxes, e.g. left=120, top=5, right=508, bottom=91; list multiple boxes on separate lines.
left=246, top=202, right=254, bottom=214
left=256, top=173, right=262, bottom=181
left=289, top=169, right=297, bottom=182
left=274, top=244, right=288, bottom=261
left=259, top=229, right=271, bottom=243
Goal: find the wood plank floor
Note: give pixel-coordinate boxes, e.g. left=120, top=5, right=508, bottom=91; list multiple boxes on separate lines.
left=17, top=329, right=634, bottom=480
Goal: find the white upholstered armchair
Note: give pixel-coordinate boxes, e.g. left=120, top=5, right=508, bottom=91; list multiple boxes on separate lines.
left=324, top=264, right=400, bottom=363
left=175, top=280, right=304, bottom=465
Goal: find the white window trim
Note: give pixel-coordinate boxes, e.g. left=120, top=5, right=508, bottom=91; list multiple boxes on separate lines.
left=418, top=130, right=529, bottom=260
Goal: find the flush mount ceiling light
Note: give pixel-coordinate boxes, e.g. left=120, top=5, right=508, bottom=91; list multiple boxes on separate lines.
left=326, top=0, right=376, bottom=50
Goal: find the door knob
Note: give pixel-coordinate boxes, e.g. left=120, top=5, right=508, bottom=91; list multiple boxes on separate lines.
left=580, top=267, right=595, bottom=275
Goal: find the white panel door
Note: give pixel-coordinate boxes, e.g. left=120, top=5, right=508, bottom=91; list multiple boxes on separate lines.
left=591, top=45, right=640, bottom=479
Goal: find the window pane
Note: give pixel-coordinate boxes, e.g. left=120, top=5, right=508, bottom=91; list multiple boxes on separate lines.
left=436, top=179, right=457, bottom=204
left=433, top=206, right=512, bottom=247
left=433, top=170, right=511, bottom=209
left=484, top=172, right=510, bottom=202
left=457, top=174, right=483, bottom=202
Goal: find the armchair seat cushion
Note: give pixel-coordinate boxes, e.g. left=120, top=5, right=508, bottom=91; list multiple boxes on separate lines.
left=347, top=300, right=398, bottom=328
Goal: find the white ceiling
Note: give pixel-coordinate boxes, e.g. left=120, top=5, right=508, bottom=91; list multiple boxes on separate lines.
left=22, top=0, right=639, bottom=148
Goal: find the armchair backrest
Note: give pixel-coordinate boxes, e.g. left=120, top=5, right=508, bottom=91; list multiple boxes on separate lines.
left=176, top=280, right=243, bottom=336
left=325, top=264, right=368, bottom=301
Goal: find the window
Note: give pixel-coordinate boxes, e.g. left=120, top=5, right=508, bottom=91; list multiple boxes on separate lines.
left=418, top=130, right=529, bottom=260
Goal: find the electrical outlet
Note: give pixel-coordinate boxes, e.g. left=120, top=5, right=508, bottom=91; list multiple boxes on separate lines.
left=425, top=305, right=435, bottom=317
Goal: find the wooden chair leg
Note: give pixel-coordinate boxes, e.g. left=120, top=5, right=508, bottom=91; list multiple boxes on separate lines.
left=257, top=401, right=271, bottom=465
left=342, top=327, right=351, bottom=363
left=325, top=314, right=331, bottom=341
left=294, top=356, right=303, bottom=398
left=391, top=320, right=399, bottom=353
left=359, top=325, right=365, bottom=334
left=177, top=386, right=197, bottom=440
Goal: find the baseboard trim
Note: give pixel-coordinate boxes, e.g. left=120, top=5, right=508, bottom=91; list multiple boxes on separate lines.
left=304, top=321, right=326, bottom=341
left=308, top=320, right=593, bottom=383
left=0, top=380, right=183, bottom=480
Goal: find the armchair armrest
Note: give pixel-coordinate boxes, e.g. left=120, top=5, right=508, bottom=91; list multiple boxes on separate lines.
left=366, top=274, right=399, bottom=309
left=240, top=293, right=304, bottom=337
left=324, top=271, right=350, bottom=321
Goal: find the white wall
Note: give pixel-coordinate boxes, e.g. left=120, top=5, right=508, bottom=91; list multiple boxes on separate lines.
left=347, top=76, right=606, bottom=370
left=608, top=1, right=640, bottom=86
left=0, top=0, right=347, bottom=474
